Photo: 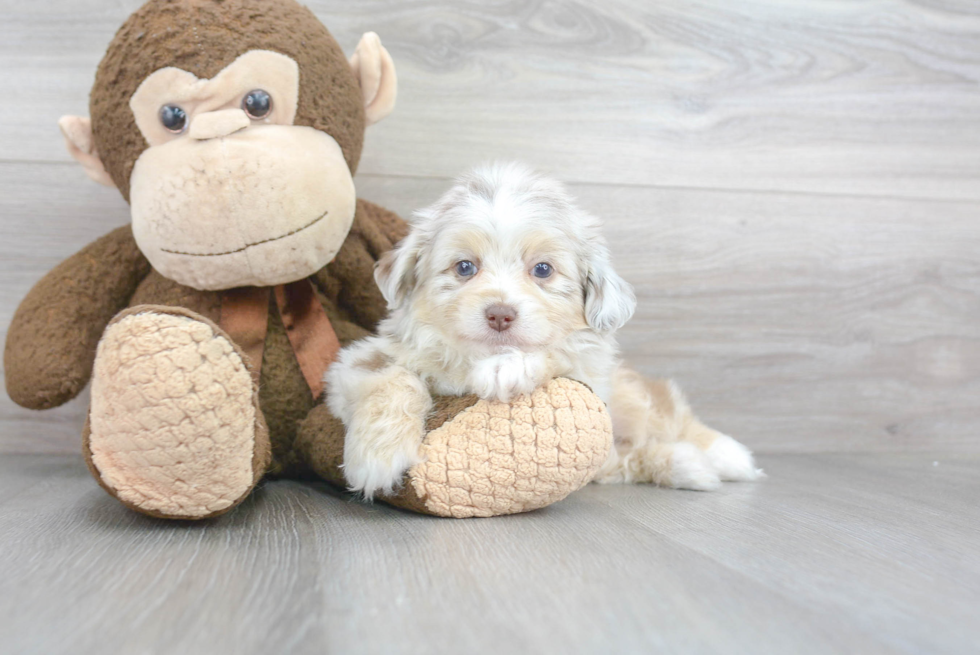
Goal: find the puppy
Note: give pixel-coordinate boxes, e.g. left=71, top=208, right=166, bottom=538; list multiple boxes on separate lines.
left=326, top=162, right=763, bottom=499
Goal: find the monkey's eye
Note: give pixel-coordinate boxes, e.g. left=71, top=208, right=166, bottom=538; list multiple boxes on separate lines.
left=455, top=260, right=478, bottom=277
left=532, top=262, right=553, bottom=278
left=243, top=90, right=273, bottom=119
left=159, top=105, right=187, bottom=133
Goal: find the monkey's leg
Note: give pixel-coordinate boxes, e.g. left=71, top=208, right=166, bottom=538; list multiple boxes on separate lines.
left=295, top=378, right=613, bottom=518
left=83, top=306, right=271, bottom=520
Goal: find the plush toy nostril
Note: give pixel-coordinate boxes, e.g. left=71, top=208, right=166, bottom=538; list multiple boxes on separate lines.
left=485, top=303, right=517, bottom=332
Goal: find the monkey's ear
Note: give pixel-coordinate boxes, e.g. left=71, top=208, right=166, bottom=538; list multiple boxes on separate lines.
left=349, top=32, right=397, bottom=126
left=58, top=116, right=115, bottom=188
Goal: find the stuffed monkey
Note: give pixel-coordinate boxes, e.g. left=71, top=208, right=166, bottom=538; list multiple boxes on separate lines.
left=4, top=0, right=611, bottom=519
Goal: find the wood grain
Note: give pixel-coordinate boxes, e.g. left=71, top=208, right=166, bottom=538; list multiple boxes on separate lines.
left=2, top=0, right=980, bottom=199
left=2, top=3, right=978, bottom=654
left=1, top=1, right=978, bottom=453
left=1, top=453, right=977, bottom=654
left=2, top=166, right=978, bottom=454
left=356, top=175, right=980, bottom=453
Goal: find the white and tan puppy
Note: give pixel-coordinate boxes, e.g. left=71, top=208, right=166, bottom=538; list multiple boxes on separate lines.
left=326, top=162, right=763, bottom=499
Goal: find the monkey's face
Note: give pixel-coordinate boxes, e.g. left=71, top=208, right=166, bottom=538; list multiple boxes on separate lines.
left=126, top=50, right=355, bottom=290
left=61, top=1, right=397, bottom=291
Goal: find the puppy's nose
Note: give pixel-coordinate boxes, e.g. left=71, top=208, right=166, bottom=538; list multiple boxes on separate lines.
left=485, top=303, right=517, bottom=332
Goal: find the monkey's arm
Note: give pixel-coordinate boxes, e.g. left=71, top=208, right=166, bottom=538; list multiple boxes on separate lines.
left=318, top=199, right=408, bottom=333
left=4, top=225, right=151, bottom=409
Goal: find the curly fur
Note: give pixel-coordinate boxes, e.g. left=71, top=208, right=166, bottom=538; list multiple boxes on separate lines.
left=326, top=163, right=763, bottom=499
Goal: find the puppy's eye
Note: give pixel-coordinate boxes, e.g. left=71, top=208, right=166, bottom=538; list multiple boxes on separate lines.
left=455, top=260, right=478, bottom=277
left=532, top=262, right=553, bottom=279
left=243, top=89, right=273, bottom=119
left=159, top=105, right=187, bottom=133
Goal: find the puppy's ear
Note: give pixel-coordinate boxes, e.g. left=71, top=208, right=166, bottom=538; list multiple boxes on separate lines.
left=584, top=255, right=636, bottom=332
left=375, top=232, right=420, bottom=308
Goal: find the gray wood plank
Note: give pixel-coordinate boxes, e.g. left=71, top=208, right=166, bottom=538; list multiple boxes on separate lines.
left=602, top=454, right=980, bottom=654
left=0, top=453, right=977, bottom=654
left=2, top=166, right=978, bottom=454
left=2, top=0, right=980, bottom=199
left=355, top=176, right=980, bottom=455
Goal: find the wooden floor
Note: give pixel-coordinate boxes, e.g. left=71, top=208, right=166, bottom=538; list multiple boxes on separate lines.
left=1, top=453, right=977, bottom=654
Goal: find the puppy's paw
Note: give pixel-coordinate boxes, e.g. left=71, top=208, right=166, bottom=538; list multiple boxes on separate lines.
left=705, top=434, right=765, bottom=481
left=669, top=442, right=722, bottom=491
left=336, top=365, right=432, bottom=501
left=343, top=429, right=424, bottom=501
left=467, top=351, right=546, bottom=403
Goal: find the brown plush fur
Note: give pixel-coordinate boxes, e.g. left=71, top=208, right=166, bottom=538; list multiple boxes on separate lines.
left=3, top=195, right=474, bottom=513
left=6, top=0, right=612, bottom=519
left=4, top=226, right=151, bottom=409
left=3, top=0, right=437, bottom=514
left=92, top=0, right=366, bottom=199
left=426, top=394, right=481, bottom=431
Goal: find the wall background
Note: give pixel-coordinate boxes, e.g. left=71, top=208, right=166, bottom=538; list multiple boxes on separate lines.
left=2, top=0, right=978, bottom=454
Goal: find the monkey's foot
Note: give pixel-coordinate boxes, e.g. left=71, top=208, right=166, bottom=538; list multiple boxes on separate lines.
left=402, top=378, right=613, bottom=517
left=84, top=306, right=270, bottom=520
left=299, top=378, right=613, bottom=518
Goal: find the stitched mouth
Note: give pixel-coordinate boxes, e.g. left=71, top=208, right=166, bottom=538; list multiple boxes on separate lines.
left=160, top=210, right=328, bottom=257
